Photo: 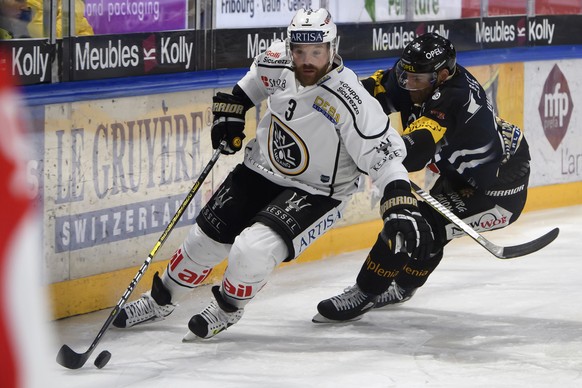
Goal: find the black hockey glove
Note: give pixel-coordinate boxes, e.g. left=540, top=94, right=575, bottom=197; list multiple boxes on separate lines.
left=380, top=180, right=434, bottom=260
left=211, top=92, right=247, bottom=155
left=361, top=69, right=392, bottom=114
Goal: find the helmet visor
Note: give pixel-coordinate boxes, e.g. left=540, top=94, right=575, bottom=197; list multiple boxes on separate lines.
left=395, top=61, right=437, bottom=91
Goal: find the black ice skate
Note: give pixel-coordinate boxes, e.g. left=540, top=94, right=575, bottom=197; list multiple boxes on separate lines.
left=183, top=285, right=244, bottom=340
left=313, top=284, right=377, bottom=323
left=374, top=280, right=417, bottom=309
left=113, top=272, right=176, bottom=328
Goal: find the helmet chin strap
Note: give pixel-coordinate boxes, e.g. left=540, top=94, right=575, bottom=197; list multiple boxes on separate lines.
left=327, top=53, right=336, bottom=70
left=328, top=40, right=338, bottom=67
left=445, top=66, right=456, bottom=80
left=435, top=68, right=455, bottom=89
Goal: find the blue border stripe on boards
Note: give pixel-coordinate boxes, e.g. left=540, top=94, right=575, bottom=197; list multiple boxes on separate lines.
left=22, top=45, right=582, bottom=107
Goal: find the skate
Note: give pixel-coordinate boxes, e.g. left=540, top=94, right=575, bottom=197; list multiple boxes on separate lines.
left=183, top=285, right=244, bottom=340
left=374, top=280, right=417, bottom=309
left=312, top=284, right=377, bottom=323
left=113, top=272, right=176, bottom=328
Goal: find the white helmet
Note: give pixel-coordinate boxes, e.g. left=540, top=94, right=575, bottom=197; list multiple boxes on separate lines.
left=286, top=8, right=338, bottom=66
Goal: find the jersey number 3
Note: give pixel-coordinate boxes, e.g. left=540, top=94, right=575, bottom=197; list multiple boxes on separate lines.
left=285, top=99, right=297, bottom=120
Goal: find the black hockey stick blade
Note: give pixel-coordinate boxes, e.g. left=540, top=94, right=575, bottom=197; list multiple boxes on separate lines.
left=410, top=181, right=559, bottom=259
left=497, top=227, right=559, bottom=259
left=56, top=344, right=92, bottom=370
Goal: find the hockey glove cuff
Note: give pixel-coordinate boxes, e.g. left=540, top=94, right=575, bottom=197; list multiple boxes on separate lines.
left=211, top=92, right=247, bottom=155
left=380, top=180, right=434, bottom=260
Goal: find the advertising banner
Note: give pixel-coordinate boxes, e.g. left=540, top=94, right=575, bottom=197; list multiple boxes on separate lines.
left=41, top=88, right=258, bottom=283
left=84, top=0, right=188, bottom=34
left=4, top=14, right=582, bottom=86
left=212, top=14, right=582, bottom=69
left=68, top=30, right=198, bottom=81
left=524, top=60, right=582, bottom=187
left=337, top=19, right=477, bottom=62
left=214, top=0, right=322, bottom=28
left=328, top=0, right=462, bottom=23
left=212, top=19, right=478, bottom=68
left=43, top=90, right=215, bottom=282
left=213, top=27, right=286, bottom=69
left=526, top=15, right=582, bottom=46
left=0, top=39, right=54, bottom=85
left=473, top=16, right=528, bottom=49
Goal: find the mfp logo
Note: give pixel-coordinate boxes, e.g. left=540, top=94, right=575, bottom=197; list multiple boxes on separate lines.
left=538, top=64, right=573, bottom=150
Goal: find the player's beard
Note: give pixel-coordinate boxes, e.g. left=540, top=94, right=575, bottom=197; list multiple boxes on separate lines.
left=409, top=87, right=433, bottom=105
left=295, top=64, right=329, bottom=86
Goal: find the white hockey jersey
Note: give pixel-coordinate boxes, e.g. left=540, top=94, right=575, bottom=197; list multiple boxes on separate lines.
left=238, top=40, right=409, bottom=200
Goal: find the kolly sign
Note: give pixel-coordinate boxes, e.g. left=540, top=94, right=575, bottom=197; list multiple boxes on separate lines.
left=0, top=40, right=54, bottom=86
left=85, top=0, right=187, bottom=34
left=70, top=31, right=197, bottom=81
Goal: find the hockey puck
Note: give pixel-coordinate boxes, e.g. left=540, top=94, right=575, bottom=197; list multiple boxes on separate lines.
left=94, top=350, right=112, bottom=369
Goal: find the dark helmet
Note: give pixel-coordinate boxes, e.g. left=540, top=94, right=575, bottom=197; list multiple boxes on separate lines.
left=398, top=33, right=456, bottom=74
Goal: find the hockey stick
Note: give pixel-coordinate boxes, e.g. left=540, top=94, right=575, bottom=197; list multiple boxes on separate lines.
left=56, top=142, right=226, bottom=369
left=410, top=181, right=559, bottom=259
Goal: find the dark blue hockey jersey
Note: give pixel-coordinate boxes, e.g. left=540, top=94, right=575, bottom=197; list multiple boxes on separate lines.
left=363, top=64, right=529, bottom=191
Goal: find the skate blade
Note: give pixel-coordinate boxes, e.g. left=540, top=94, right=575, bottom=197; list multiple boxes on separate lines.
left=311, top=313, right=363, bottom=324
left=182, top=330, right=199, bottom=343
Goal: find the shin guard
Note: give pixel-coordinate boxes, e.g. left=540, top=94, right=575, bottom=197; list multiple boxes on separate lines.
left=356, top=233, right=410, bottom=295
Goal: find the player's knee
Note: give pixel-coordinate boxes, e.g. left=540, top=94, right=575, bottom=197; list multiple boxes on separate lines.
left=183, top=223, right=230, bottom=267
left=228, top=223, right=288, bottom=283
left=163, top=224, right=230, bottom=292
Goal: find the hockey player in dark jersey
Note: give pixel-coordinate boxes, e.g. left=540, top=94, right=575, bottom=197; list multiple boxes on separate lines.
left=314, top=32, right=531, bottom=322
left=111, top=8, right=433, bottom=339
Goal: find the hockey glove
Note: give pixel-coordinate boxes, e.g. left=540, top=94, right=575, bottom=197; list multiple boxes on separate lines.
left=211, top=92, right=247, bottom=155
left=380, top=180, right=434, bottom=260
left=361, top=69, right=393, bottom=114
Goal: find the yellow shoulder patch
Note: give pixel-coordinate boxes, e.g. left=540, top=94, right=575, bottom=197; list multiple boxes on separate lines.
left=403, top=116, right=446, bottom=144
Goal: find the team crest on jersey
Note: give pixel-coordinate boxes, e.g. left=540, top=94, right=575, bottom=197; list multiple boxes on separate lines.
left=268, top=116, right=309, bottom=176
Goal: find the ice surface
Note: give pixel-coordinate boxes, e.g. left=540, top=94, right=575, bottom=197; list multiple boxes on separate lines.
left=49, top=206, right=582, bottom=388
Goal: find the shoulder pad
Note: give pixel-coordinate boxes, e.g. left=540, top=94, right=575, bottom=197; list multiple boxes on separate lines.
left=257, top=40, right=291, bottom=66
left=327, top=71, right=371, bottom=117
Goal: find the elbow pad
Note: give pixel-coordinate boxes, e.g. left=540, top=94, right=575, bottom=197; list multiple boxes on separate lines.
left=402, top=130, right=437, bottom=172
left=232, top=84, right=256, bottom=111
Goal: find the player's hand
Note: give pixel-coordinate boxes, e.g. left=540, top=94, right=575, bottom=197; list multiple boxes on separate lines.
left=211, top=92, right=247, bottom=155
left=380, top=180, right=433, bottom=260
left=369, top=69, right=386, bottom=96
left=361, top=70, right=386, bottom=96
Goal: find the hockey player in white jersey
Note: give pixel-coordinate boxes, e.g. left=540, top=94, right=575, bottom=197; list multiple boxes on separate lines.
left=113, top=8, right=433, bottom=339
